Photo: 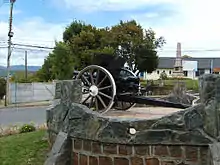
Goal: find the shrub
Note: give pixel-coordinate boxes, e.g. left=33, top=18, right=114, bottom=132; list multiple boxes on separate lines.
left=160, top=71, right=168, bottom=80
left=19, top=124, right=36, bottom=133
left=0, top=78, right=6, bottom=99
left=167, top=77, right=191, bottom=80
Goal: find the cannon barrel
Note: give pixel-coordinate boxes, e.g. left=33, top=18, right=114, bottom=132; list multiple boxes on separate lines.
left=116, top=94, right=190, bottom=109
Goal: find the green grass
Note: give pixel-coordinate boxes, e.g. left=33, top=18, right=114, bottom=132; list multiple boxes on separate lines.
left=0, top=130, right=49, bottom=165
left=141, top=79, right=199, bottom=92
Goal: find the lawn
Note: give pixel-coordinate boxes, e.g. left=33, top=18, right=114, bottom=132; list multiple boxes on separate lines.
left=141, top=79, right=199, bottom=92
left=0, top=130, right=49, bottom=165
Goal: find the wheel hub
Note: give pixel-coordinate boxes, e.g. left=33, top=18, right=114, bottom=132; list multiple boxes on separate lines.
left=89, top=85, right=98, bottom=96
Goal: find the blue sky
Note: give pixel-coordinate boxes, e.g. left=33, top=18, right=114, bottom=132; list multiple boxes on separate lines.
left=10, top=0, right=179, bottom=28
left=0, top=0, right=219, bottom=66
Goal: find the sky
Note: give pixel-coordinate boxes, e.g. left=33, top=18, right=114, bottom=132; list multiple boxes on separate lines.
left=0, top=0, right=219, bottom=66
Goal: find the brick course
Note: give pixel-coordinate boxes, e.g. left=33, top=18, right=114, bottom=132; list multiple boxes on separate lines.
left=72, top=138, right=209, bottom=165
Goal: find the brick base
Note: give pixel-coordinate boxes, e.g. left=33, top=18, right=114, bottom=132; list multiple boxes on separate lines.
left=72, top=138, right=209, bottom=165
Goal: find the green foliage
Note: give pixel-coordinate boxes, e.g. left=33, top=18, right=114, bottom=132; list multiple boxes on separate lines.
left=19, top=124, right=36, bottom=133
left=160, top=71, right=168, bottom=80
left=63, top=20, right=86, bottom=42
left=111, top=20, right=165, bottom=73
left=50, top=42, right=74, bottom=80
left=141, top=79, right=199, bottom=92
left=135, top=46, right=159, bottom=73
left=166, top=77, right=192, bottom=80
left=10, top=71, right=40, bottom=83
left=36, top=56, right=54, bottom=82
left=37, top=42, right=74, bottom=81
left=37, top=19, right=166, bottom=81
left=182, top=55, right=192, bottom=58
left=0, top=78, right=6, bottom=99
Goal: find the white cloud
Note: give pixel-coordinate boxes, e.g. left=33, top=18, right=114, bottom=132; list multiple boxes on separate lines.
left=139, top=0, right=220, bottom=57
left=57, top=0, right=220, bottom=58
left=0, top=17, right=67, bottom=66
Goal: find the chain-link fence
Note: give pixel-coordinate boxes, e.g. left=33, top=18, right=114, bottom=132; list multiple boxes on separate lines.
left=9, top=82, right=55, bottom=104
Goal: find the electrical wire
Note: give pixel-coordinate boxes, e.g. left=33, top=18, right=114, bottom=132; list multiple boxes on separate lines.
left=12, top=43, right=54, bottom=50
left=1, top=41, right=220, bottom=54
left=11, top=43, right=220, bottom=53
left=0, top=38, right=220, bottom=53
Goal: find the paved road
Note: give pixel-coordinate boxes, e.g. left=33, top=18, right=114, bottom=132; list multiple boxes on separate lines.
left=0, top=105, right=183, bottom=127
left=0, top=106, right=48, bottom=127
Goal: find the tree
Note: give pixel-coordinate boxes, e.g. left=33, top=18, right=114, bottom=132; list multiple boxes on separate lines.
left=36, top=55, right=54, bottom=82
left=10, top=71, right=39, bottom=83
left=66, top=23, right=114, bottom=70
left=135, top=46, right=158, bottom=74
left=182, top=55, right=192, bottom=58
left=50, top=42, right=74, bottom=80
left=38, top=19, right=165, bottom=81
left=109, top=20, right=165, bottom=74
left=63, top=20, right=86, bottom=43
left=37, top=42, right=74, bottom=81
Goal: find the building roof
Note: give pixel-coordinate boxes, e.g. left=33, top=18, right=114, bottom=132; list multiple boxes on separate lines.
left=158, top=57, right=220, bottom=69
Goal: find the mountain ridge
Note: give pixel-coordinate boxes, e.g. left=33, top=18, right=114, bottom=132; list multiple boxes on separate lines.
left=0, top=65, right=41, bottom=72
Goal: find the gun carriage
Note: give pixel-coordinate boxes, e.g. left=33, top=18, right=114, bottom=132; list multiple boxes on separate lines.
left=73, top=53, right=190, bottom=114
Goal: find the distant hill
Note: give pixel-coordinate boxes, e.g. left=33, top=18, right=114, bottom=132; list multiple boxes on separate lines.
left=0, top=66, right=6, bottom=70
left=10, top=65, right=41, bottom=72
left=0, top=65, right=41, bottom=72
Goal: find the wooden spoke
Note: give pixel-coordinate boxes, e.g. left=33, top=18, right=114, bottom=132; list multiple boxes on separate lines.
left=95, top=69, right=100, bottom=85
left=97, top=95, right=107, bottom=109
left=97, top=75, right=107, bottom=87
left=99, top=85, right=112, bottom=90
left=98, top=91, right=113, bottom=100
left=82, top=95, right=91, bottom=104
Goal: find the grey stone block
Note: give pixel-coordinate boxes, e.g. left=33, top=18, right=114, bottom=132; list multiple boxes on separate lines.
left=44, top=132, right=71, bottom=165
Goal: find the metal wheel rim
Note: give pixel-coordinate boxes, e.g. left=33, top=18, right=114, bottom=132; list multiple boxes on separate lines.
left=76, top=65, right=116, bottom=114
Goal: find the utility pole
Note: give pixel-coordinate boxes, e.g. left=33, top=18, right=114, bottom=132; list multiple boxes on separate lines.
left=211, top=59, right=213, bottom=74
left=25, top=50, right=27, bottom=82
left=5, top=0, right=16, bottom=106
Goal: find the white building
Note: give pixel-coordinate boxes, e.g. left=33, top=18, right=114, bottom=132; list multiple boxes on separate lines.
left=139, top=57, right=220, bottom=80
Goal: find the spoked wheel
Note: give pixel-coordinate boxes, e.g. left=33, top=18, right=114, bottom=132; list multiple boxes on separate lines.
left=113, top=68, right=137, bottom=110
left=76, top=65, right=116, bottom=114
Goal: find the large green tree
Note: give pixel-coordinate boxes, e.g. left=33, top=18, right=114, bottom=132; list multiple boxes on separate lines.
left=110, top=20, right=165, bottom=74
left=37, top=19, right=165, bottom=81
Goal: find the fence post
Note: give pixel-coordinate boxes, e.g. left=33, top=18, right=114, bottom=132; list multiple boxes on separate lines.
left=32, top=82, right=34, bottom=102
left=15, top=82, right=17, bottom=105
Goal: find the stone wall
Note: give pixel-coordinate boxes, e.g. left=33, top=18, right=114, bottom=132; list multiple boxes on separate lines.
left=45, top=74, right=220, bottom=165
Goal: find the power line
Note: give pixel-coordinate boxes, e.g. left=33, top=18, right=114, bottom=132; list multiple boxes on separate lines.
left=11, top=43, right=220, bottom=52
left=11, top=47, right=51, bottom=52
left=1, top=42, right=220, bottom=53
left=10, top=46, right=220, bottom=53
left=12, top=43, right=54, bottom=49
left=1, top=39, right=220, bottom=52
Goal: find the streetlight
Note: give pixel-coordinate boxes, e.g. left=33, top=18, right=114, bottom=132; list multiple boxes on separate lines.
left=5, top=0, right=16, bottom=106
